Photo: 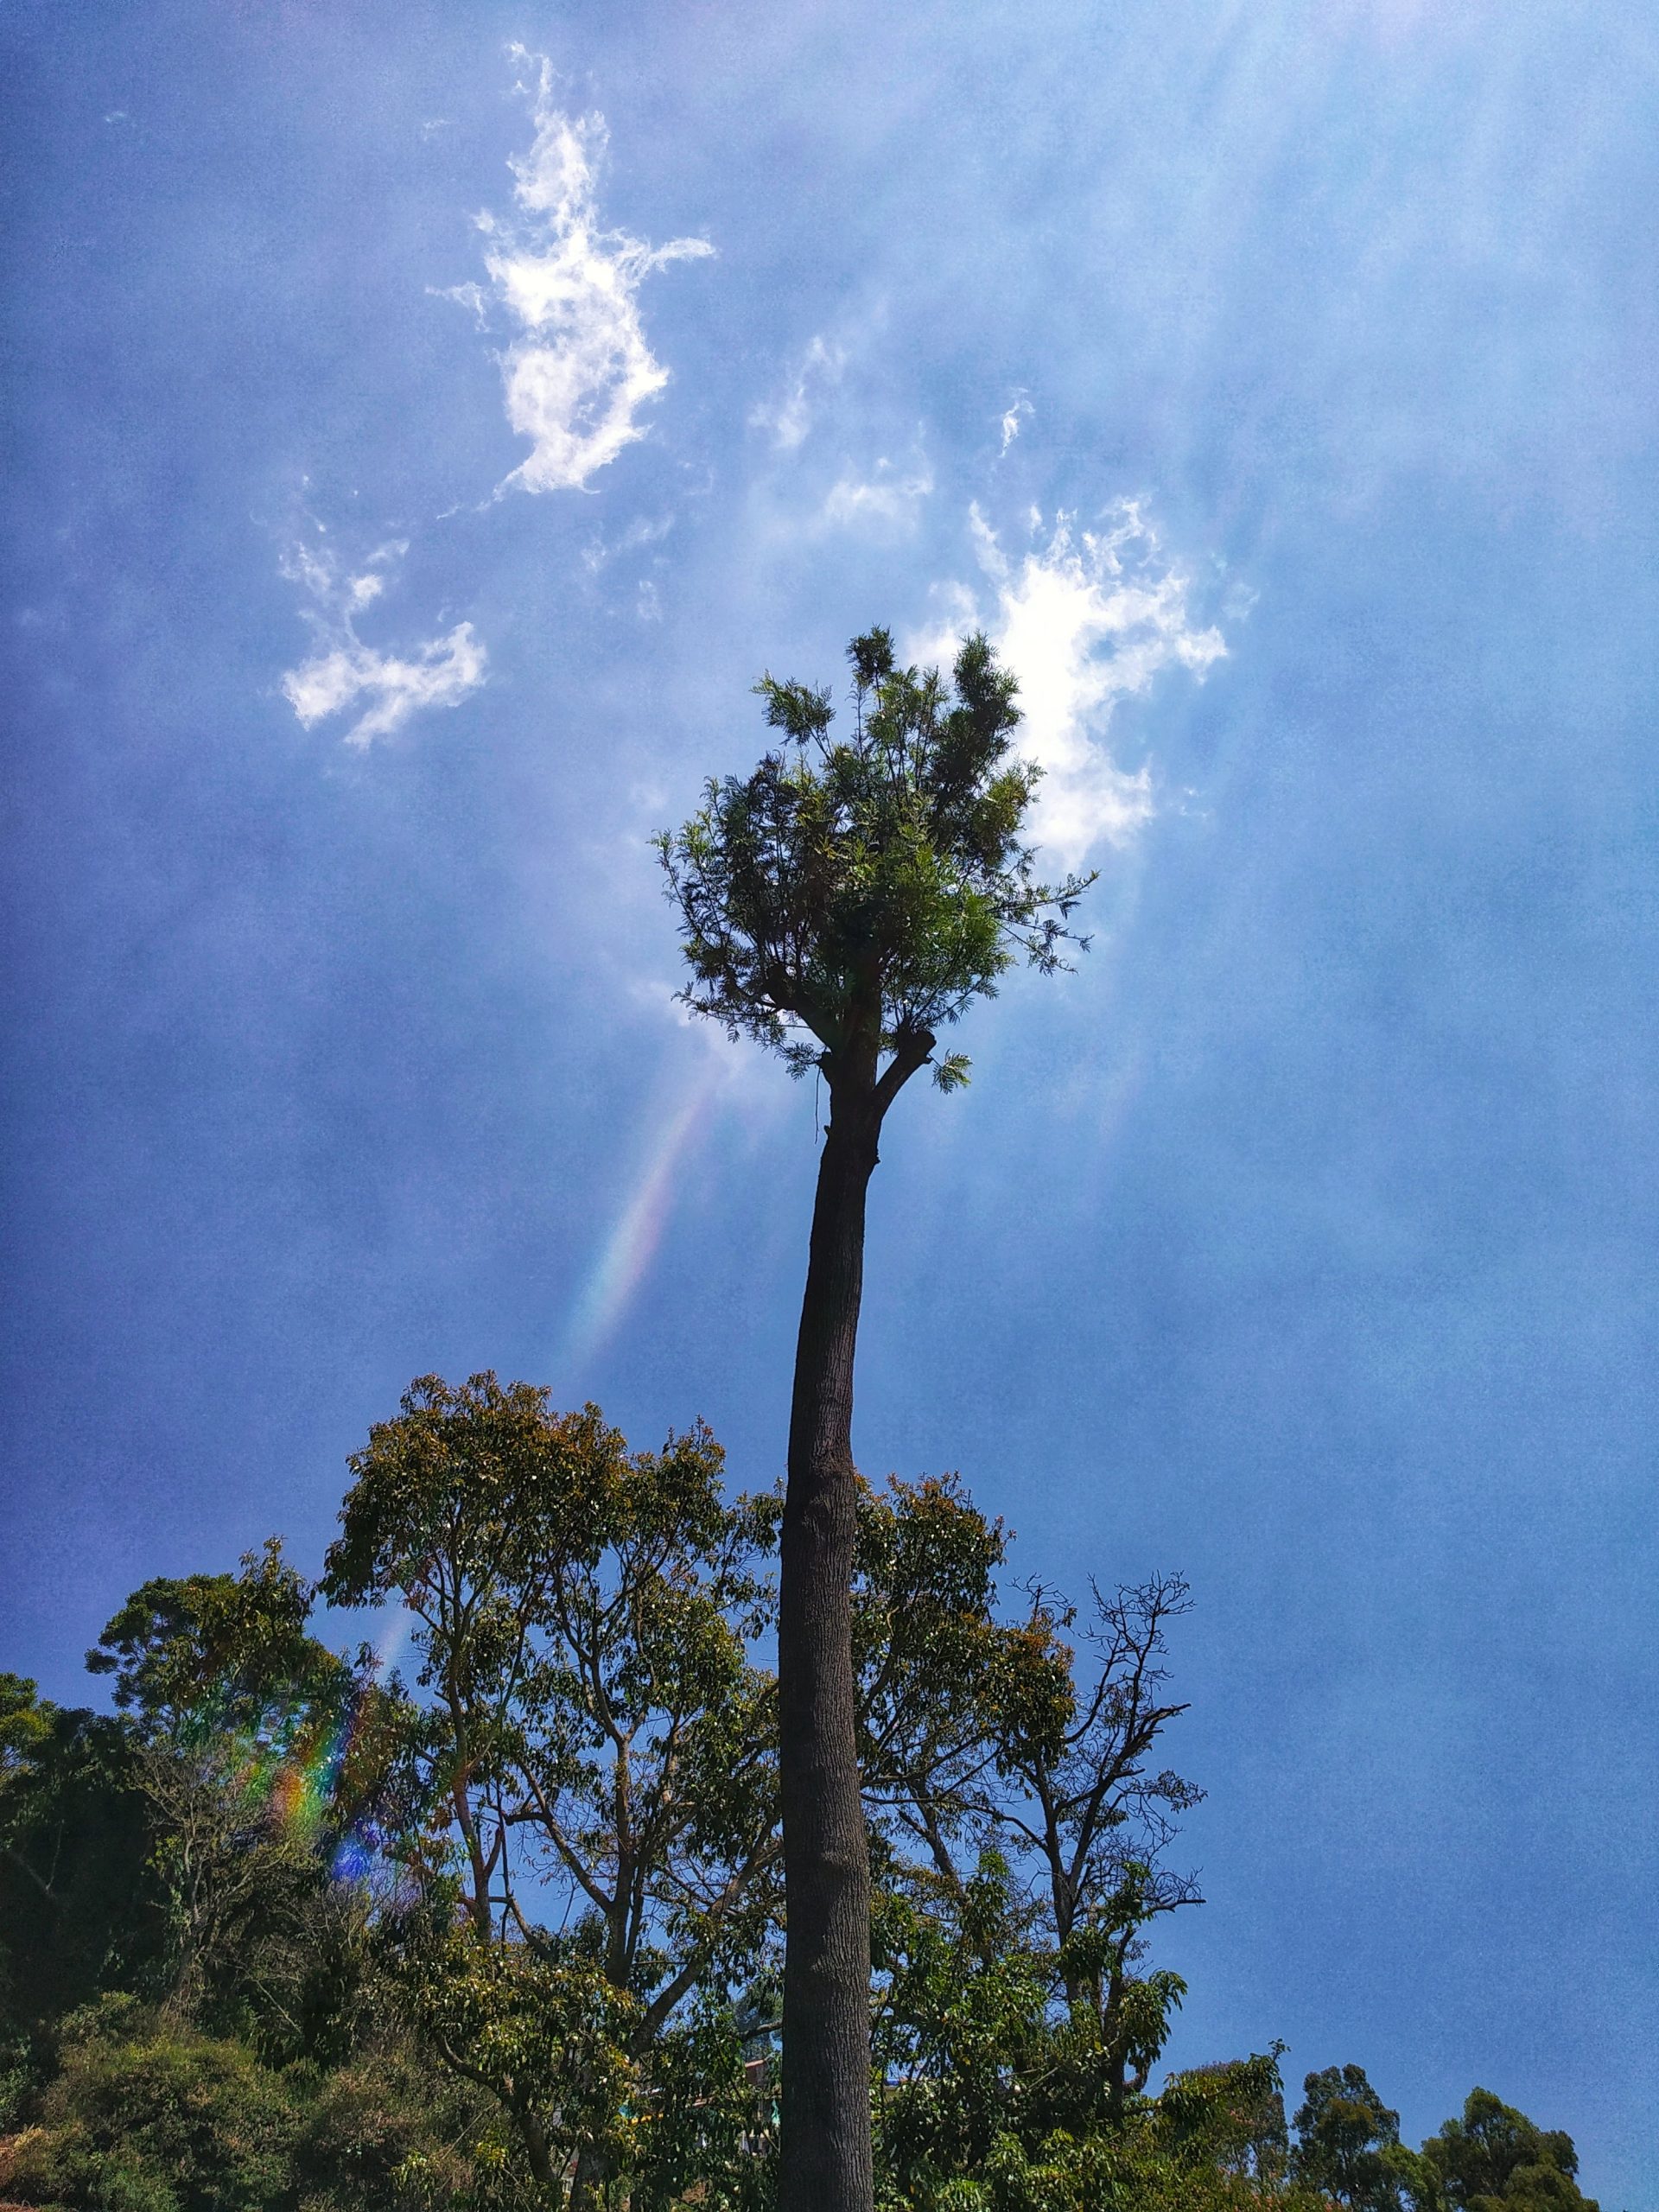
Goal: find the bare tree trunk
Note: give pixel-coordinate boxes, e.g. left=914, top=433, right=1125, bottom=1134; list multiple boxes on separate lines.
left=778, top=1082, right=880, bottom=2212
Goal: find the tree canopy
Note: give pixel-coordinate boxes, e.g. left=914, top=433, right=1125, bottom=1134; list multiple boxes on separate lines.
left=0, top=1387, right=1608, bottom=2210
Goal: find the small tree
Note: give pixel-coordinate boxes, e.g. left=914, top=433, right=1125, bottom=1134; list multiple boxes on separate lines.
left=0, top=1684, right=165, bottom=2047
left=321, top=1374, right=781, bottom=2202
left=1291, top=2064, right=1404, bottom=2209
left=983, top=1573, right=1203, bottom=2058
left=851, top=1479, right=1200, bottom=2184
left=660, top=629, right=1090, bottom=2212
left=84, top=1549, right=384, bottom=2060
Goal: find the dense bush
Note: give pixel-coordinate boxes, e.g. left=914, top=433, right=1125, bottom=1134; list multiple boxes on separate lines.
left=3, top=1997, right=304, bottom=2212
left=0, top=2002, right=532, bottom=2212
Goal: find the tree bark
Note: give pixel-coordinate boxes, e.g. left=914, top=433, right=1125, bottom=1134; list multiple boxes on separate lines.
left=513, top=2098, right=558, bottom=2193
left=567, top=2143, right=607, bottom=2212
left=778, top=1077, right=882, bottom=2212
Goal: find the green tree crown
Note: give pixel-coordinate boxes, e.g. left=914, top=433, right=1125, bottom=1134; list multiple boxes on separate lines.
left=1399, top=2086, right=1599, bottom=2211
left=1290, top=2063, right=1403, bottom=2209
left=86, top=1539, right=346, bottom=1745
left=658, top=629, right=1094, bottom=1090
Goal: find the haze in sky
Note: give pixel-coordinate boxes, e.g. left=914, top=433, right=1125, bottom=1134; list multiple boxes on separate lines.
left=3, top=3, right=1656, bottom=2202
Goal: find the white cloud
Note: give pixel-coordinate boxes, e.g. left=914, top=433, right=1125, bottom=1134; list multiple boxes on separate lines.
left=821, top=451, right=933, bottom=530
left=466, top=50, right=715, bottom=497
left=751, top=334, right=845, bottom=450
left=278, top=531, right=486, bottom=747
left=999, top=393, right=1033, bottom=453
left=918, top=504, right=1226, bottom=868
left=283, top=626, right=486, bottom=747
left=282, top=535, right=407, bottom=613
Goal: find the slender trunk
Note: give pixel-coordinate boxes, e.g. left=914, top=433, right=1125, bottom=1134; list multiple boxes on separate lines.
left=1103, top=1954, right=1128, bottom=2123
left=516, top=2100, right=557, bottom=2192
left=778, top=1081, right=881, bottom=2212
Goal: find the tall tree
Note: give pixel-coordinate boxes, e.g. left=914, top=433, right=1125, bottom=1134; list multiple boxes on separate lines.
left=660, top=628, right=1091, bottom=2211
left=1393, top=2087, right=1599, bottom=2212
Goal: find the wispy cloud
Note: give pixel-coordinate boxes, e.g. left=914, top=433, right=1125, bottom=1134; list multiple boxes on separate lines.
left=283, top=629, right=487, bottom=747
left=580, top=512, right=675, bottom=574
left=917, top=504, right=1226, bottom=868
left=999, top=392, right=1033, bottom=453
left=279, top=531, right=487, bottom=747
left=821, top=449, right=933, bottom=530
left=462, top=49, right=715, bottom=497
left=751, top=334, right=845, bottom=450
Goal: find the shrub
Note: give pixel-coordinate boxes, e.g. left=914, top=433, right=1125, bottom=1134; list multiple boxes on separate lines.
left=296, top=2044, right=513, bottom=2210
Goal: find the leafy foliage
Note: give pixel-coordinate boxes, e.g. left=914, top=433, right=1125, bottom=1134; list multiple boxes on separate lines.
left=0, top=1996, right=515, bottom=2212
left=385, top=1916, right=639, bottom=2190
left=296, top=2040, right=514, bottom=2211
left=75, top=1546, right=394, bottom=2063
left=626, top=1998, right=777, bottom=2212
left=871, top=1849, right=1188, bottom=2208
left=3, top=1996, right=305, bottom=2212
left=0, top=1688, right=166, bottom=2044
left=1157, top=2049, right=1293, bottom=2181
left=0, top=1674, right=54, bottom=1789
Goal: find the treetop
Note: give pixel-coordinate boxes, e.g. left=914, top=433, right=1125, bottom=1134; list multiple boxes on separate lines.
left=658, top=629, right=1096, bottom=1101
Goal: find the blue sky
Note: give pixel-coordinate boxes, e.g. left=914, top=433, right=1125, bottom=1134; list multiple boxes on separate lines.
left=3, top=0, right=1656, bottom=2197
